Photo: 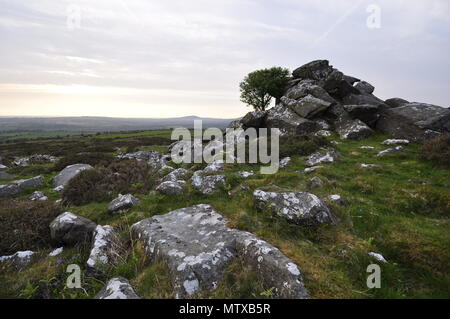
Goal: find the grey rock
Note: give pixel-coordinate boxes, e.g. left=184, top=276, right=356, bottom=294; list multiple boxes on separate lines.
left=192, top=172, right=225, bottom=195
left=343, top=75, right=360, bottom=85
left=118, top=151, right=164, bottom=171
left=87, top=225, right=120, bottom=273
left=131, top=204, right=308, bottom=298
left=0, top=164, right=7, bottom=171
left=384, top=98, right=409, bottom=108
left=337, top=118, right=374, bottom=140
left=327, top=194, right=346, bottom=206
left=266, top=104, right=319, bottom=136
left=376, top=146, right=405, bottom=157
left=156, top=181, right=184, bottom=195
left=0, top=184, right=21, bottom=198
left=13, top=176, right=45, bottom=190
left=283, top=95, right=332, bottom=119
left=307, top=177, right=324, bottom=189
left=29, top=191, right=48, bottom=201
left=0, top=251, right=35, bottom=270
left=162, top=168, right=189, bottom=182
left=360, top=164, right=382, bottom=168
left=240, top=111, right=268, bottom=128
left=237, top=171, right=254, bottom=178
left=315, top=130, right=332, bottom=137
left=54, top=164, right=93, bottom=188
left=302, top=166, right=324, bottom=174
left=280, top=157, right=291, bottom=168
left=376, top=103, right=450, bottom=142
left=95, top=277, right=140, bottom=299
left=360, top=146, right=376, bottom=149
left=108, top=194, right=140, bottom=213
left=292, top=60, right=331, bottom=80
left=49, top=247, right=63, bottom=257
left=50, top=212, right=97, bottom=246
left=305, top=148, right=340, bottom=166
left=203, top=161, right=224, bottom=174
left=284, top=80, right=336, bottom=104
left=343, top=93, right=386, bottom=107
left=368, top=252, right=388, bottom=263
left=381, top=139, right=410, bottom=145
left=354, top=81, right=375, bottom=94
left=253, top=190, right=336, bottom=226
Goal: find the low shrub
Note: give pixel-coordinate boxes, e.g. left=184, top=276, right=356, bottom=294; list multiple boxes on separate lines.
left=418, top=134, right=450, bottom=167
left=0, top=200, right=62, bottom=255
left=62, top=159, right=159, bottom=206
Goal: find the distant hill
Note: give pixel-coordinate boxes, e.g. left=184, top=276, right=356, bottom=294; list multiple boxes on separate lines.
left=0, top=116, right=237, bottom=133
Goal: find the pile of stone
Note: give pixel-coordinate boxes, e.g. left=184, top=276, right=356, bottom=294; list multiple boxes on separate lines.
left=231, top=60, right=449, bottom=142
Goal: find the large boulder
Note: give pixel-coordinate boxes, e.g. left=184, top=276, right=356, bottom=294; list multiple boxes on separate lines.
left=50, top=212, right=97, bottom=246
left=54, top=164, right=93, bottom=188
left=240, top=111, right=268, bottom=128
left=343, top=93, right=386, bottom=108
left=108, top=194, right=140, bottom=214
left=292, top=60, right=332, bottom=81
left=0, top=172, right=15, bottom=179
left=131, top=204, right=308, bottom=298
left=284, top=80, right=336, bottom=104
left=0, top=184, right=21, bottom=198
left=384, top=98, right=409, bottom=108
left=354, top=81, right=375, bottom=94
left=95, top=277, right=140, bottom=299
left=282, top=95, right=332, bottom=119
left=266, top=104, right=319, bottom=136
left=376, top=103, right=450, bottom=142
left=253, top=190, right=337, bottom=226
left=337, top=118, right=374, bottom=140
left=87, top=225, right=120, bottom=273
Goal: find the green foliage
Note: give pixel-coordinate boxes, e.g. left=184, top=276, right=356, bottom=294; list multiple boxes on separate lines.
left=0, top=200, right=62, bottom=255
left=418, top=134, right=450, bottom=167
left=239, top=67, right=290, bottom=111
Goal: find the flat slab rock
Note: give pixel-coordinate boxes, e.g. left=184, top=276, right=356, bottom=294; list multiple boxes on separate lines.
left=95, top=277, right=140, bottom=299
left=131, top=204, right=308, bottom=299
left=0, top=176, right=45, bottom=199
left=253, top=190, right=337, bottom=226
left=54, top=164, right=93, bottom=188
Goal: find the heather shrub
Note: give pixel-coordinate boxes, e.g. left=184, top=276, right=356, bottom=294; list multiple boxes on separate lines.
left=419, top=134, right=450, bottom=167
left=0, top=200, right=62, bottom=255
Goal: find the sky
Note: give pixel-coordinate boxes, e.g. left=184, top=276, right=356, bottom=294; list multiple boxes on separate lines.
left=0, top=0, right=449, bottom=118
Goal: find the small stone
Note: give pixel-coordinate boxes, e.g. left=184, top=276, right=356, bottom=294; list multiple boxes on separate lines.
left=156, top=181, right=184, bottom=195
left=381, top=139, right=410, bottom=145
left=49, top=247, right=63, bottom=257
left=368, top=252, right=387, bottom=263
left=95, top=277, right=140, bottom=299
left=376, top=146, right=404, bottom=157
left=108, top=194, right=140, bottom=213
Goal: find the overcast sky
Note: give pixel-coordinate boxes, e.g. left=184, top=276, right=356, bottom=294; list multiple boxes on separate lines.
left=0, top=0, right=448, bottom=118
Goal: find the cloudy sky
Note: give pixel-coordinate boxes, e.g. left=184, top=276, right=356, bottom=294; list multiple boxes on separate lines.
left=0, top=0, right=448, bottom=118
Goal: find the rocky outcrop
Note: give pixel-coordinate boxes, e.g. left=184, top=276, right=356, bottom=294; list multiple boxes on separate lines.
left=118, top=151, right=166, bottom=171
left=376, top=103, right=450, bottom=142
left=162, top=168, right=189, bottom=182
left=95, top=277, right=140, bottom=299
left=131, top=204, right=308, bottom=298
left=50, top=212, right=97, bottom=246
left=54, top=164, right=93, bottom=188
left=253, top=190, right=336, bottom=226
left=108, top=194, right=140, bottom=213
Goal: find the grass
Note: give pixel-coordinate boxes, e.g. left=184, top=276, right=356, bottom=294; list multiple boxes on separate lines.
left=0, top=130, right=448, bottom=299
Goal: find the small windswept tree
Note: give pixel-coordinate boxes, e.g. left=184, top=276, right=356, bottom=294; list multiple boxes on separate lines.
left=239, top=67, right=290, bottom=111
